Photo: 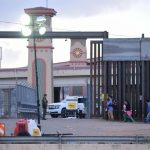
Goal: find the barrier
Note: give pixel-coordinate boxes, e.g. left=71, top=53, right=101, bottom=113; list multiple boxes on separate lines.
left=0, top=136, right=150, bottom=144
left=14, top=119, right=28, bottom=136
left=13, top=119, right=41, bottom=136
left=27, top=119, right=41, bottom=136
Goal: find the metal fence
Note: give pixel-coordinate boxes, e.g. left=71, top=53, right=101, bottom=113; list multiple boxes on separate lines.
left=90, top=40, right=150, bottom=120
left=0, top=84, right=37, bottom=118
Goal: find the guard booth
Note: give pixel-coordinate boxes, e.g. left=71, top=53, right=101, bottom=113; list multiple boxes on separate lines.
left=90, top=38, right=150, bottom=121
left=66, top=96, right=78, bottom=118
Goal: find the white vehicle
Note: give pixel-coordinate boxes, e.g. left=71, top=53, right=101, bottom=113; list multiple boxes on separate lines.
left=47, top=96, right=86, bottom=118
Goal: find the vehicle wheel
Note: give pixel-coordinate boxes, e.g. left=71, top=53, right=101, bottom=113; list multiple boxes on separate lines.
left=81, top=114, right=85, bottom=118
left=61, top=108, right=67, bottom=118
left=51, top=114, right=59, bottom=118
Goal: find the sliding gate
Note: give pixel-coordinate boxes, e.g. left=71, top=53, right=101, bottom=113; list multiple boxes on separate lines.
left=90, top=40, right=149, bottom=120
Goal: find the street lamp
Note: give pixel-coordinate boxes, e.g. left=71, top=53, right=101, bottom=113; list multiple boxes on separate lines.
left=21, top=14, right=47, bottom=130
left=21, top=14, right=46, bottom=36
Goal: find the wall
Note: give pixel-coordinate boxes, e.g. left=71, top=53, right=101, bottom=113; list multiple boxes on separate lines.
left=1, top=144, right=150, bottom=150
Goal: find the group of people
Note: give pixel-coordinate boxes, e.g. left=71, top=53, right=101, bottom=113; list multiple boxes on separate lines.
left=106, top=96, right=135, bottom=122
left=42, top=93, right=150, bottom=123
left=106, top=95, right=150, bottom=123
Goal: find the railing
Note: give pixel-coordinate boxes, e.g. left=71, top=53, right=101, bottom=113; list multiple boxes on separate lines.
left=1, top=135, right=150, bottom=144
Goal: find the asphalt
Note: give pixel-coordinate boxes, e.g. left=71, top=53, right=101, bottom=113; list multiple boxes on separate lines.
left=1, top=116, right=150, bottom=136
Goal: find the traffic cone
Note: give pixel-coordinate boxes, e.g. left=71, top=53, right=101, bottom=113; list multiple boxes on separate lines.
left=0, top=122, right=5, bottom=136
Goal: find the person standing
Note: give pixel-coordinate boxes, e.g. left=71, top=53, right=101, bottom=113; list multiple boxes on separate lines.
left=42, top=94, right=48, bottom=120
left=113, top=99, right=118, bottom=120
left=145, top=100, right=150, bottom=123
left=106, top=96, right=114, bottom=121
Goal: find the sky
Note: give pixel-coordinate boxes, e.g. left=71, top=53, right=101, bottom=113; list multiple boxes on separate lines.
left=0, top=0, right=150, bottom=68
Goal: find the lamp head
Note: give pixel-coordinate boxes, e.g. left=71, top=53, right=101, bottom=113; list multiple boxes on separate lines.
left=39, top=26, right=46, bottom=35
left=21, top=26, right=32, bottom=36
left=21, top=14, right=47, bottom=36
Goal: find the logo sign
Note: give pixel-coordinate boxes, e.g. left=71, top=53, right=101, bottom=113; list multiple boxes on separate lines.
left=33, top=128, right=41, bottom=136
left=67, top=101, right=77, bottom=110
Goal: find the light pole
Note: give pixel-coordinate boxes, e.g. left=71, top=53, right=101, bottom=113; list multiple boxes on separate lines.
left=21, top=14, right=47, bottom=130
left=32, top=20, right=41, bottom=130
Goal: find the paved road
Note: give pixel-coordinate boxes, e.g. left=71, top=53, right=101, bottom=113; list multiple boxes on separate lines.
left=1, top=117, right=150, bottom=136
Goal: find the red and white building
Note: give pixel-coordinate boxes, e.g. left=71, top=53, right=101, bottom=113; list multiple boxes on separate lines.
left=0, top=7, right=90, bottom=104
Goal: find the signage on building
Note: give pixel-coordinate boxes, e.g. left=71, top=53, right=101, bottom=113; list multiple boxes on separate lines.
left=103, top=38, right=141, bottom=61
left=103, top=38, right=150, bottom=61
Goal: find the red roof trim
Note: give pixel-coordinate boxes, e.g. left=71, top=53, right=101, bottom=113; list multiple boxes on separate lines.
left=24, top=7, right=57, bottom=16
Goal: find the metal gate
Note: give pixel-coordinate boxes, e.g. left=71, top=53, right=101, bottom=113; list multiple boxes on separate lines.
left=90, top=40, right=149, bottom=120
left=90, top=41, right=103, bottom=117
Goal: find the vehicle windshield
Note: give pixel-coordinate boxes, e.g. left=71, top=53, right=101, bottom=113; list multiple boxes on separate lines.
left=78, top=98, right=86, bottom=103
